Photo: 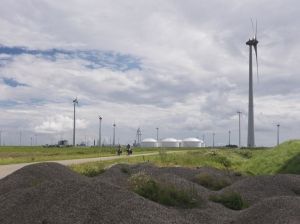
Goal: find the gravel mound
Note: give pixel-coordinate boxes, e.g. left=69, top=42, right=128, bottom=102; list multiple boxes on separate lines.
left=0, top=162, right=299, bottom=224
left=222, top=174, right=300, bottom=205
left=0, top=162, right=87, bottom=194
left=232, top=196, right=300, bottom=224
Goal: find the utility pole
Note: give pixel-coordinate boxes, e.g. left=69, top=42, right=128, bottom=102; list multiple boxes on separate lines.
left=99, top=116, right=102, bottom=147
left=19, top=131, right=22, bottom=146
left=277, top=124, right=280, bottom=146
left=112, top=122, right=116, bottom=146
left=30, top=137, right=33, bottom=146
left=237, top=111, right=242, bottom=147
left=212, top=132, right=215, bottom=148
left=156, top=127, right=159, bottom=141
left=228, top=130, right=231, bottom=146
left=73, top=98, right=78, bottom=147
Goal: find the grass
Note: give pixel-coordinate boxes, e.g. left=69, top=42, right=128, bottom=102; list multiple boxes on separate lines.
left=70, top=162, right=106, bottom=177
left=0, top=146, right=157, bottom=165
left=70, top=140, right=300, bottom=176
left=129, top=172, right=201, bottom=208
left=194, top=173, right=231, bottom=190
left=209, top=191, right=249, bottom=210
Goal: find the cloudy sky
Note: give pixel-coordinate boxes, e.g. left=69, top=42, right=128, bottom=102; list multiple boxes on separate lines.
left=0, top=0, right=299, bottom=146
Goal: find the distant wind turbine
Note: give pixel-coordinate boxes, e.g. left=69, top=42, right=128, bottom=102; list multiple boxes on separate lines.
left=99, top=116, right=102, bottom=147
left=73, top=97, right=78, bottom=146
left=246, top=20, right=259, bottom=147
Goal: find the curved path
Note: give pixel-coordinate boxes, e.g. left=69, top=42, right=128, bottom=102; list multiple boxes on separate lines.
left=0, top=152, right=160, bottom=180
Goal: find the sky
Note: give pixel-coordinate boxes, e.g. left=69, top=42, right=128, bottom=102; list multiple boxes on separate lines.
left=0, top=0, right=299, bottom=146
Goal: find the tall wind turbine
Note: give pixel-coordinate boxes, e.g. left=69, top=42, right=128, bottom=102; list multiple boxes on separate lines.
left=112, top=122, right=116, bottom=146
left=246, top=21, right=259, bottom=148
left=99, top=116, right=102, bottom=147
left=73, top=97, right=78, bottom=146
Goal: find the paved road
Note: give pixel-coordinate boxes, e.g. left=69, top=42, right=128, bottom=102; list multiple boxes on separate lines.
left=0, top=152, right=159, bottom=180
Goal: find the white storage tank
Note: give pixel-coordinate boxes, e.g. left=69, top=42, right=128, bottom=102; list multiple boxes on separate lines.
left=141, top=138, right=158, bottom=148
left=161, top=138, right=179, bottom=148
left=182, top=137, right=203, bottom=147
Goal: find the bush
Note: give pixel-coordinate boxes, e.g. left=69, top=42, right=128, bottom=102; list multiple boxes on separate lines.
left=209, top=191, right=248, bottom=210
left=158, top=150, right=168, bottom=163
left=214, top=155, right=232, bottom=170
left=70, top=164, right=105, bottom=177
left=236, top=150, right=253, bottom=159
left=120, top=166, right=131, bottom=174
left=194, top=173, right=231, bottom=190
left=129, top=172, right=200, bottom=208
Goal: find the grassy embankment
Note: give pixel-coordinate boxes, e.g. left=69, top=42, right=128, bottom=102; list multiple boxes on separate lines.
left=70, top=140, right=300, bottom=176
left=0, top=146, right=159, bottom=165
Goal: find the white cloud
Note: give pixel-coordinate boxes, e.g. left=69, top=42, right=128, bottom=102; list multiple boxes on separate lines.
left=0, top=0, right=299, bottom=146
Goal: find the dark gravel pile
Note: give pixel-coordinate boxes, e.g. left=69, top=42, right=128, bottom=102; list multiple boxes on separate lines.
left=0, top=162, right=299, bottom=224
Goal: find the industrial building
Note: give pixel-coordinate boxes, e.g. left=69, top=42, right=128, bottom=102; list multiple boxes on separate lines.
left=141, top=138, right=158, bottom=148
left=141, top=137, right=205, bottom=148
left=182, top=137, right=203, bottom=147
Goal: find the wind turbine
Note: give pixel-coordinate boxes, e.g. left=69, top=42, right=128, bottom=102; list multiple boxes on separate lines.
left=276, top=124, right=280, bottom=146
left=246, top=20, right=259, bottom=148
left=73, top=97, right=78, bottom=146
left=99, top=116, right=102, bottom=147
left=112, top=122, right=116, bottom=146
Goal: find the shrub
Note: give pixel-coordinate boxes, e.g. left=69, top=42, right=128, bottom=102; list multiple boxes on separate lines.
left=81, top=166, right=105, bottom=177
left=129, top=172, right=200, bottom=208
left=71, top=164, right=105, bottom=177
left=120, top=166, right=131, bottom=174
left=213, top=155, right=232, bottom=171
left=236, top=150, right=253, bottom=159
left=194, top=173, right=231, bottom=190
left=209, top=191, right=248, bottom=210
left=158, top=150, right=168, bottom=163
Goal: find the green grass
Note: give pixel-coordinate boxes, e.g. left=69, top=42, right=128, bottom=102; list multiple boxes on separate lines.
left=209, top=191, right=249, bottom=210
left=0, top=146, right=157, bottom=165
left=194, top=173, right=231, bottom=190
left=129, top=172, right=201, bottom=208
left=70, top=140, right=300, bottom=176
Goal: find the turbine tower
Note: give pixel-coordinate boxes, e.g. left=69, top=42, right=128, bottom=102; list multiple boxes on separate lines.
left=112, top=122, right=116, bottom=146
left=99, top=116, right=102, bottom=147
left=136, top=128, right=142, bottom=146
left=276, top=124, right=280, bottom=146
left=237, top=111, right=242, bottom=147
left=246, top=21, right=259, bottom=148
left=73, top=97, right=78, bottom=146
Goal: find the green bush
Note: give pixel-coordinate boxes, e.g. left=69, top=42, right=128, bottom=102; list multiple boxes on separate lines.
left=209, top=191, right=248, bottom=210
left=129, top=172, right=200, bottom=208
left=213, top=155, right=232, bottom=170
left=236, top=151, right=253, bottom=159
left=70, top=164, right=105, bottom=177
left=194, top=173, right=231, bottom=190
left=120, top=166, right=131, bottom=174
left=158, top=150, right=168, bottom=163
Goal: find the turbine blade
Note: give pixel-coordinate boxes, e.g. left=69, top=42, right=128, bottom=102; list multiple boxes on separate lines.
left=251, top=18, right=255, bottom=37
left=254, top=45, right=259, bottom=82
left=255, top=19, right=258, bottom=39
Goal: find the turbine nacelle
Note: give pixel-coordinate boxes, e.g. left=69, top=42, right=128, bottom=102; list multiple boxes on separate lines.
left=246, top=38, right=258, bottom=46
left=73, top=98, right=78, bottom=104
